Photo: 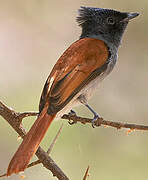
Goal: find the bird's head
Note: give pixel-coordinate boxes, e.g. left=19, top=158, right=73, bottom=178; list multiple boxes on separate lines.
left=77, top=7, right=139, bottom=47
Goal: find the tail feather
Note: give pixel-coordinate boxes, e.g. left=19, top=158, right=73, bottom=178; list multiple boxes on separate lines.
left=7, top=110, right=55, bottom=176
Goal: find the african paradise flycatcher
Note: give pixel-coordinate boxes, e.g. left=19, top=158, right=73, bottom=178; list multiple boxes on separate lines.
left=7, top=7, right=139, bottom=176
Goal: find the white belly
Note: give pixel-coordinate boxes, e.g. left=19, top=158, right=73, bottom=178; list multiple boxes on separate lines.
left=56, top=68, right=109, bottom=118
left=56, top=52, right=117, bottom=118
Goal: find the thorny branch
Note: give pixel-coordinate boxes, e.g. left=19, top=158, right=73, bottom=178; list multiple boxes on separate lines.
left=0, top=100, right=69, bottom=180
left=62, top=114, right=148, bottom=131
left=0, top=99, right=148, bottom=179
left=28, top=123, right=64, bottom=169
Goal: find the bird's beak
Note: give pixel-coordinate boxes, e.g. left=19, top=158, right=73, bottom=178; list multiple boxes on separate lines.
left=122, top=12, right=139, bottom=22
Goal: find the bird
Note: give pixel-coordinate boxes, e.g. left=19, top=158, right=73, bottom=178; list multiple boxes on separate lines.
left=7, top=6, right=139, bottom=176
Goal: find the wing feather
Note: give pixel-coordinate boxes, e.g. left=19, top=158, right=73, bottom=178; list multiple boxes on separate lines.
left=39, top=38, right=109, bottom=114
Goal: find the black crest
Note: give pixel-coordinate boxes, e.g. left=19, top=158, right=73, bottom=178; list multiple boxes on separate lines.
left=77, top=7, right=122, bottom=27
left=76, top=7, right=138, bottom=47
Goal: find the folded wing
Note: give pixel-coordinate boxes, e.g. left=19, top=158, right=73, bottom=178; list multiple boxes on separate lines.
left=39, top=38, right=109, bottom=114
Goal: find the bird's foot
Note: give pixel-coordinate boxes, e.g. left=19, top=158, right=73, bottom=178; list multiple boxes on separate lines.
left=91, top=114, right=100, bottom=128
left=68, top=110, right=77, bottom=116
left=68, top=110, right=77, bottom=125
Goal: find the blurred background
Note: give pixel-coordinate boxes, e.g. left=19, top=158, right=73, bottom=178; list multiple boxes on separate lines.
left=0, top=0, right=148, bottom=179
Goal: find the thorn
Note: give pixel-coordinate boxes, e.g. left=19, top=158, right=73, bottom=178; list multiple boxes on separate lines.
left=83, top=166, right=90, bottom=180
left=20, top=175, right=26, bottom=179
left=104, top=125, right=108, bottom=128
left=17, top=135, right=22, bottom=141
left=126, top=129, right=135, bottom=135
left=9, top=107, right=13, bottom=111
left=19, top=172, right=25, bottom=179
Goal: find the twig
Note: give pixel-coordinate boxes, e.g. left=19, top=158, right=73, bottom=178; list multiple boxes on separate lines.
left=0, top=100, right=69, bottom=180
left=62, top=114, right=148, bottom=131
left=0, top=173, right=7, bottom=178
left=83, top=166, right=90, bottom=180
left=27, top=123, right=64, bottom=168
left=47, top=123, right=64, bottom=154
left=1, top=99, right=148, bottom=179
left=27, top=159, right=40, bottom=168
left=18, top=112, right=38, bottom=120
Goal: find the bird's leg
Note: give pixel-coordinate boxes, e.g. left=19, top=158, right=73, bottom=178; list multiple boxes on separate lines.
left=78, top=95, right=100, bottom=128
left=84, top=104, right=100, bottom=128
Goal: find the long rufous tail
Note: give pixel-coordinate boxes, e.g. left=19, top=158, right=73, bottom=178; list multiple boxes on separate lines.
left=7, top=109, right=56, bottom=176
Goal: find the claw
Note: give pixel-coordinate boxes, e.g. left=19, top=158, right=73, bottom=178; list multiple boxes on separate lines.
left=91, top=114, right=99, bottom=128
left=68, top=120, right=77, bottom=125
left=68, top=110, right=76, bottom=116
left=68, top=110, right=77, bottom=125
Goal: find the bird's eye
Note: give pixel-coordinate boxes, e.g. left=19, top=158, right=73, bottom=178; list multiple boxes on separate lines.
left=107, top=17, right=115, bottom=25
